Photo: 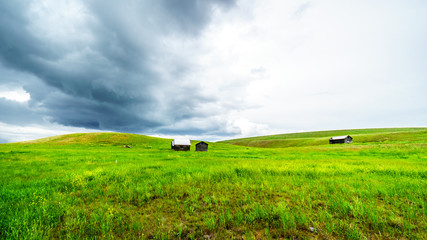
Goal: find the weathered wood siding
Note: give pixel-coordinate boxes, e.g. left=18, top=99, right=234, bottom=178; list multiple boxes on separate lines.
left=173, top=145, right=190, bottom=151
left=196, top=142, right=208, bottom=151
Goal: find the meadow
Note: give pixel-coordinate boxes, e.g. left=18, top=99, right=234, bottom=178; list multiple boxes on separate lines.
left=0, top=128, right=426, bottom=239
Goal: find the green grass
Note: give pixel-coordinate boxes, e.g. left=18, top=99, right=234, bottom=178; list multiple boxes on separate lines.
left=220, top=128, right=427, bottom=148
left=0, top=129, right=426, bottom=239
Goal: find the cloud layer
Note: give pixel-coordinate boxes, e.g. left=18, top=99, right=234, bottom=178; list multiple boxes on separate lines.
left=0, top=0, right=242, bottom=136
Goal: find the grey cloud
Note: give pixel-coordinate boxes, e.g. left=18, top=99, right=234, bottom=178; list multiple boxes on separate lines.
left=156, top=118, right=242, bottom=137
left=0, top=0, right=238, bottom=135
left=158, top=0, right=236, bottom=35
left=0, top=98, right=43, bottom=125
left=42, top=90, right=159, bottom=131
left=157, top=127, right=241, bottom=137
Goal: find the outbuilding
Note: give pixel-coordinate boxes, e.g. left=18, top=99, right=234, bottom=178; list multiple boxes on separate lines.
left=171, top=138, right=191, bottom=151
left=196, top=141, right=208, bottom=151
left=329, top=135, right=353, bottom=144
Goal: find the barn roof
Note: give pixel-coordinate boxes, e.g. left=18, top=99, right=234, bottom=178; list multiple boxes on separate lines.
left=196, top=141, right=208, bottom=145
left=173, top=138, right=191, bottom=145
left=330, top=135, right=351, bottom=140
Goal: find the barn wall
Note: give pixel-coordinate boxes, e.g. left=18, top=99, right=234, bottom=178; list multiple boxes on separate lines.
left=330, top=137, right=352, bottom=144
left=330, top=139, right=346, bottom=144
left=173, top=145, right=190, bottom=151
left=196, top=144, right=208, bottom=151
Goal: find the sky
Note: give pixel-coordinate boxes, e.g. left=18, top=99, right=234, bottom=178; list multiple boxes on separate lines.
left=0, top=0, right=426, bottom=143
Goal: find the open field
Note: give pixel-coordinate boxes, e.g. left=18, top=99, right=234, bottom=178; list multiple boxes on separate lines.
left=0, top=129, right=426, bottom=239
left=220, top=128, right=427, bottom=148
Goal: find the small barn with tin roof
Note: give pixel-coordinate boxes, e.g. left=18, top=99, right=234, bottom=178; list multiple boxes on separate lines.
left=171, top=138, right=191, bottom=151
left=329, top=135, right=353, bottom=144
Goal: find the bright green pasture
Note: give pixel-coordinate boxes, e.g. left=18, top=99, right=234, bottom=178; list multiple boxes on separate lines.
left=0, top=131, right=426, bottom=239
left=221, top=128, right=427, bottom=148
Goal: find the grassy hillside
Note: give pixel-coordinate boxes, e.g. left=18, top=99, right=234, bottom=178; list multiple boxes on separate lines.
left=1, top=130, right=426, bottom=239
left=220, top=128, right=427, bottom=148
left=22, top=132, right=168, bottom=146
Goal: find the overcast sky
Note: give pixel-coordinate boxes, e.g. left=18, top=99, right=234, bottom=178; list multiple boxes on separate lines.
left=1, top=0, right=426, bottom=143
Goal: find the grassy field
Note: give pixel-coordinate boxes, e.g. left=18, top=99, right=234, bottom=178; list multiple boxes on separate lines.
left=220, top=128, right=427, bottom=148
left=0, top=128, right=426, bottom=239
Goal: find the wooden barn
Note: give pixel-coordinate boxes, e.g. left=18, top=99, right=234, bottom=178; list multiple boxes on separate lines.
left=171, top=138, right=191, bottom=151
left=196, top=141, right=208, bottom=151
left=329, top=135, right=353, bottom=144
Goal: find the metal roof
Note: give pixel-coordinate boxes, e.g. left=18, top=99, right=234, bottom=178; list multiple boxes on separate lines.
left=173, top=138, right=191, bottom=146
left=330, top=135, right=351, bottom=140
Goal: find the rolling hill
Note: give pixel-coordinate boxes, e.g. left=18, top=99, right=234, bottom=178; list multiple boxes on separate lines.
left=0, top=128, right=426, bottom=239
left=220, top=128, right=427, bottom=148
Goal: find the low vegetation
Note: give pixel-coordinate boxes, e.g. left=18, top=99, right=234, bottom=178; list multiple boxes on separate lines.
left=221, top=128, right=427, bottom=148
left=1, top=129, right=426, bottom=239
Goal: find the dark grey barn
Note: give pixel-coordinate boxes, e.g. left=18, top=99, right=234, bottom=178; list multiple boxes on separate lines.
left=196, top=141, right=208, bottom=151
left=329, top=135, right=353, bottom=144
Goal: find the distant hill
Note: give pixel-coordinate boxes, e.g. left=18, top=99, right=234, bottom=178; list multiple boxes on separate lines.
left=8, top=128, right=427, bottom=149
left=19, top=132, right=171, bottom=147
left=220, top=128, right=427, bottom=148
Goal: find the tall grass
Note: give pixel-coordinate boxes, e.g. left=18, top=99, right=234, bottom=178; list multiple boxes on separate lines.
left=0, top=130, right=426, bottom=239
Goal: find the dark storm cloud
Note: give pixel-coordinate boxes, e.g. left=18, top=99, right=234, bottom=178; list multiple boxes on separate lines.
left=0, top=98, right=43, bottom=125
left=87, top=0, right=235, bottom=36
left=158, top=0, right=235, bottom=35
left=0, top=0, right=236, bottom=133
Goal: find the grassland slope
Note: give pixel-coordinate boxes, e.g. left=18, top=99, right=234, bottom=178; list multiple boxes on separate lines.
left=1, top=130, right=426, bottom=239
left=220, top=128, right=427, bottom=148
left=21, top=132, right=171, bottom=147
